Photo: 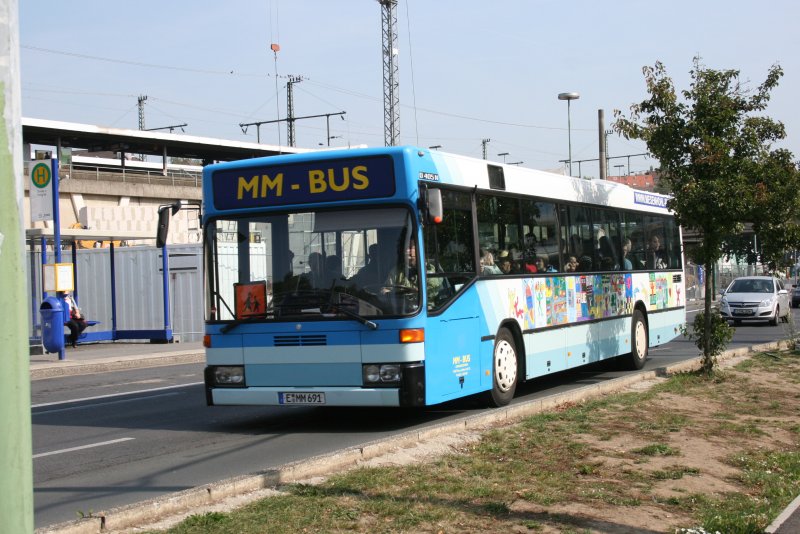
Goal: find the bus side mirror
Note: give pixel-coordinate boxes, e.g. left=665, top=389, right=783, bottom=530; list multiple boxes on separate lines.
left=156, top=206, right=171, bottom=248
left=426, top=188, right=443, bottom=224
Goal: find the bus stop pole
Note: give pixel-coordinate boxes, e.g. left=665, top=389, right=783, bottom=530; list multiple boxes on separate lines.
left=52, top=158, right=66, bottom=360
left=110, top=241, right=118, bottom=338
left=40, top=236, right=47, bottom=300
left=162, top=245, right=172, bottom=338
left=30, top=239, right=39, bottom=340
left=71, top=241, right=78, bottom=303
left=52, top=157, right=61, bottom=264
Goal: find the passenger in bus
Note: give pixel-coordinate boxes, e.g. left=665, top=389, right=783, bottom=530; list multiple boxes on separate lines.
left=578, top=255, right=593, bottom=272
left=622, top=238, right=633, bottom=270
left=646, top=235, right=667, bottom=270
left=498, top=250, right=514, bottom=274
left=353, top=244, right=380, bottom=283
left=324, top=255, right=343, bottom=286
left=305, top=252, right=325, bottom=287
left=564, top=256, right=578, bottom=272
left=598, top=236, right=619, bottom=270
left=385, top=242, right=419, bottom=288
left=480, top=250, right=501, bottom=275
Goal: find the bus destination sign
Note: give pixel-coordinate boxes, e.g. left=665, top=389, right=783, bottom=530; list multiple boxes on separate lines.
left=212, top=156, right=396, bottom=210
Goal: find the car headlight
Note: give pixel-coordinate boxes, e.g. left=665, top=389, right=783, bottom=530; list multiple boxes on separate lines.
left=720, top=297, right=728, bottom=305
left=759, top=298, right=774, bottom=307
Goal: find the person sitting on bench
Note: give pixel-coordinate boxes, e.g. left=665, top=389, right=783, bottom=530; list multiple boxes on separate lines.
left=63, top=291, right=87, bottom=348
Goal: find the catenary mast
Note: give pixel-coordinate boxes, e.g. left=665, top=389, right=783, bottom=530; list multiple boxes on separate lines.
left=378, top=0, right=399, bottom=146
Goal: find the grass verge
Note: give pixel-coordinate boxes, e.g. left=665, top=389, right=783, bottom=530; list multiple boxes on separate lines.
left=150, top=350, right=800, bottom=534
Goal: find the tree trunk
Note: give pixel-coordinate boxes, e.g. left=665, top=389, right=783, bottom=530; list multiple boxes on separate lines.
left=702, top=259, right=714, bottom=373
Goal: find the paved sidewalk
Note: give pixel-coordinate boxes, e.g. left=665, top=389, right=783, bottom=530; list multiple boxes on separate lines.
left=29, top=340, right=205, bottom=379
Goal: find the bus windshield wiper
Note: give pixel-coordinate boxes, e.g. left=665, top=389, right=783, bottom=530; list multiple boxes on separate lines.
left=220, top=312, right=275, bottom=334
left=330, top=304, right=378, bottom=330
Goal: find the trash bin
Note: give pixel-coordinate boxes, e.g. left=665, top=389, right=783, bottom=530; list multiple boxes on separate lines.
left=41, top=296, right=65, bottom=353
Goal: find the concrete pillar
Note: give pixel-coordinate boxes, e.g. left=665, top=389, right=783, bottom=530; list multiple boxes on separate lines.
left=0, top=0, right=35, bottom=530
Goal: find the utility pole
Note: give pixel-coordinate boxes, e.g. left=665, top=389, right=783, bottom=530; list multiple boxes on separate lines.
left=598, top=109, right=607, bottom=180
left=379, top=0, right=399, bottom=146
left=286, top=75, right=302, bottom=147
left=137, top=95, right=147, bottom=130
left=1, top=1, right=34, bottom=530
left=482, top=138, right=491, bottom=160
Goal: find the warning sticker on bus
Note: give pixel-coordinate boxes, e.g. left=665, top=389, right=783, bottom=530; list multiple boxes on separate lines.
left=234, top=281, right=267, bottom=319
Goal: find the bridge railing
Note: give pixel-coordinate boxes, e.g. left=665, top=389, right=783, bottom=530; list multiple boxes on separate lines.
left=64, top=162, right=202, bottom=188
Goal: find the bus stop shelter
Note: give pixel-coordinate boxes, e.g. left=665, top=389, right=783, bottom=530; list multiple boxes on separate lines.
left=27, top=227, right=176, bottom=359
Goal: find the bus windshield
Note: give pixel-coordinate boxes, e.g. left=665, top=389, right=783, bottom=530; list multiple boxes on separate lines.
left=206, top=207, right=421, bottom=321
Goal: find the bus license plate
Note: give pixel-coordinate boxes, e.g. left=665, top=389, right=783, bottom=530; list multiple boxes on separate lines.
left=279, top=392, right=326, bottom=405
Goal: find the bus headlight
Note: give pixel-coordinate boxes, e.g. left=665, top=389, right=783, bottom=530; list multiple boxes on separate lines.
left=363, top=364, right=402, bottom=385
left=213, top=366, right=245, bottom=386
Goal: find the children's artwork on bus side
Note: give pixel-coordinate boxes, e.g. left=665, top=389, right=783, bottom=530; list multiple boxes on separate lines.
left=566, top=277, right=577, bottom=323
left=524, top=280, right=535, bottom=330
left=534, top=278, right=548, bottom=328
left=234, top=281, right=267, bottom=319
left=508, top=288, right=525, bottom=321
left=552, top=277, right=567, bottom=324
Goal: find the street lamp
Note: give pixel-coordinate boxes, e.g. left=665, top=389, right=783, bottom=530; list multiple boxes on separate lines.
left=498, top=152, right=509, bottom=163
left=328, top=135, right=342, bottom=147
left=557, top=92, right=580, bottom=176
left=614, top=164, right=625, bottom=177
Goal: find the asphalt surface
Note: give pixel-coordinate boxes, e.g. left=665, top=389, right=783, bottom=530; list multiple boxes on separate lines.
left=30, top=308, right=800, bottom=534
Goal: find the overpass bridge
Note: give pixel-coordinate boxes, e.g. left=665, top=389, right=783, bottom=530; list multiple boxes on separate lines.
left=22, top=117, right=311, bottom=245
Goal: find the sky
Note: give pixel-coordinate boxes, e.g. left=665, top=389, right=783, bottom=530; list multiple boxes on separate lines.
left=18, top=0, right=800, bottom=177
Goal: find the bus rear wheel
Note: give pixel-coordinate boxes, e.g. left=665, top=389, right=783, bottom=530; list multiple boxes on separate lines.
left=487, top=328, right=518, bottom=407
left=625, top=309, right=648, bottom=370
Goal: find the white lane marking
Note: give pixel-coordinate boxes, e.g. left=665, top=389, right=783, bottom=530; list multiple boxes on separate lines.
left=33, top=437, right=135, bottom=459
left=33, top=392, right=182, bottom=415
left=32, top=381, right=203, bottom=409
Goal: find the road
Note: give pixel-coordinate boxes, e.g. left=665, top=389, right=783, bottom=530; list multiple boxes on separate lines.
left=32, top=309, right=797, bottom=529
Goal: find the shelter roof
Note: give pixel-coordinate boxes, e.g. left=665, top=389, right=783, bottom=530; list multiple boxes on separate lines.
left=22, top=117, right=309, bottom=163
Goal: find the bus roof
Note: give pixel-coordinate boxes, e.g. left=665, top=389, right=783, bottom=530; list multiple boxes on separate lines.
left=204, top=145, right=671, bottom=216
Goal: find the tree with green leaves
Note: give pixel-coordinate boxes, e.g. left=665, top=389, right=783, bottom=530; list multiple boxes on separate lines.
left=614, top=57, right=800, bottom=373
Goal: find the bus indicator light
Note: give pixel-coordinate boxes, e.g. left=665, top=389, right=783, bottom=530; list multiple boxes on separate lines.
left=399, top=328, right=424, bottom=343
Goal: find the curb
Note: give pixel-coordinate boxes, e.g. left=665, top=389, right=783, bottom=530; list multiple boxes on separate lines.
left=766, top=492, right=800, bottom=533
left=35, top=340, right=795, bottom=534
left=30, top=351, right=205, bottom=380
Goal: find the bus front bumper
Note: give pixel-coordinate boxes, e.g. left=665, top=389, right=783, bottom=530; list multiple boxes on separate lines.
left=209, top=386, right=403, bottom=407
left=205, top=362, right=425, bottom=407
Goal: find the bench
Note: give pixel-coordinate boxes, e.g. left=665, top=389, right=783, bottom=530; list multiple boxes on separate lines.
left=64, top=320, right=100, bottom=343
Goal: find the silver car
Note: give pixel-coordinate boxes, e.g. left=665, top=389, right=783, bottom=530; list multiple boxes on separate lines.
left=719, top=276, right=790, bottom=326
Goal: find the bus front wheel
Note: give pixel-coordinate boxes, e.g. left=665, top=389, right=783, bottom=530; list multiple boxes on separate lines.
left=626, top=309, right=648, bottom=370
left=487, top=328, right=518, bottom=407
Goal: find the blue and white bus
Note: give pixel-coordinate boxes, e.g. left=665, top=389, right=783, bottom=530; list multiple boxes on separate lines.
left=193, top=146, right=685, bottom=408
